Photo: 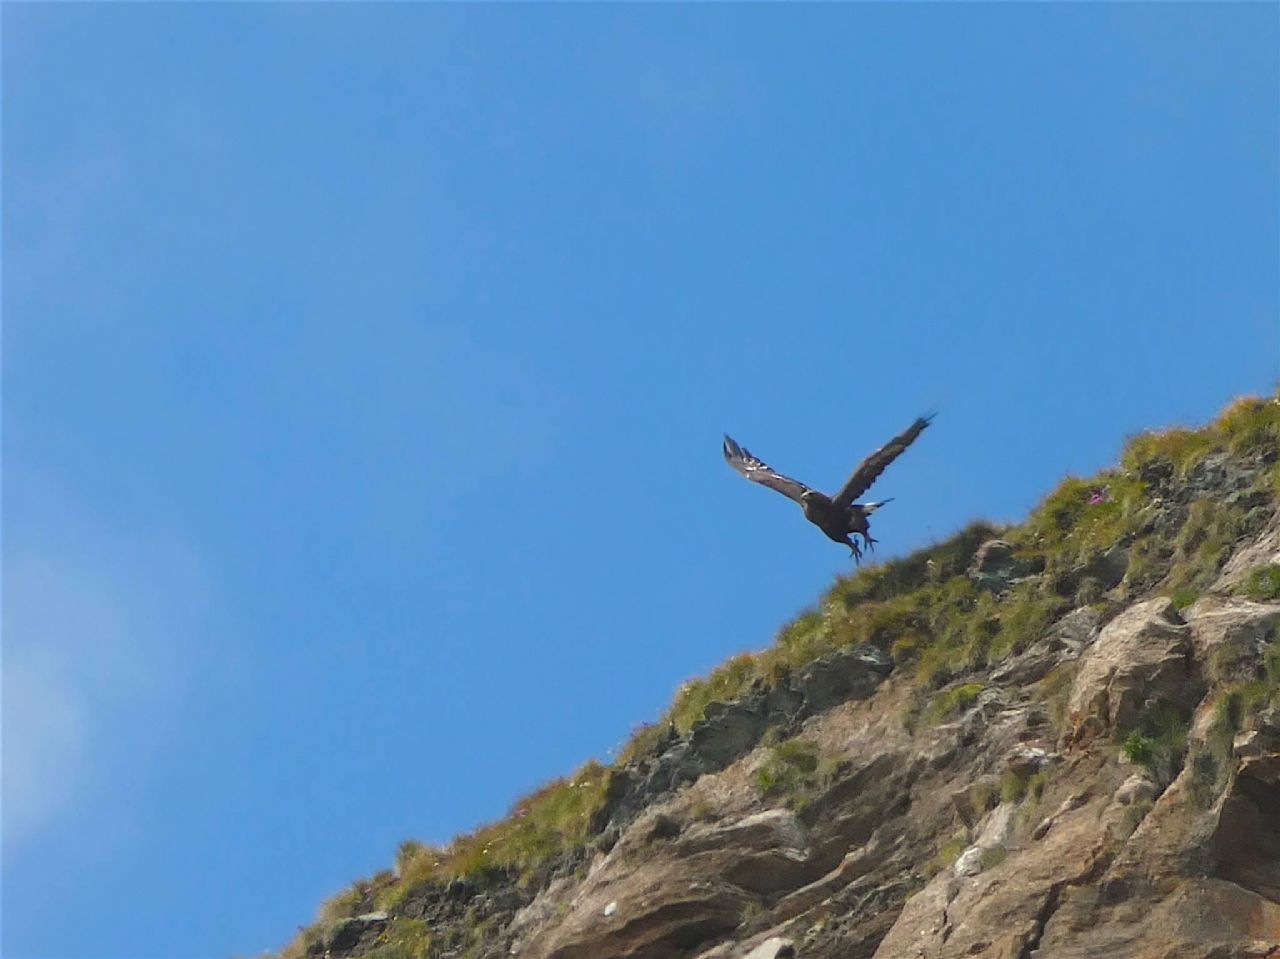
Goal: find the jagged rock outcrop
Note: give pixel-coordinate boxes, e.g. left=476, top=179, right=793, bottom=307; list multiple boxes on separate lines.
left=1064, top=597, right=1198, bottom=746
left=280, top=399, right=1280, bottom=959
left=600, top=646, right=894, bottom=830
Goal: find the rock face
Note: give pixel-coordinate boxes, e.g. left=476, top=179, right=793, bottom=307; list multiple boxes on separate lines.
left=322, top=914, right=387, bottom=955
left=282, top=418, right=1280, bottom=959
left=1064, top=597, right=1198, bottom=745
left=601, top=645, right=894, bottom=829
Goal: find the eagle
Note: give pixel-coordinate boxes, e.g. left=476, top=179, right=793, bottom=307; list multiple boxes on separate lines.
left=722, top=415, right=934, bottom=561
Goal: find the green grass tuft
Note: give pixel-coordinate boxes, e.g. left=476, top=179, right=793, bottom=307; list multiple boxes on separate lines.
left=994, top=589, right=1067, bottom=659
left=829, top=522, right=1002, bottom=608
left=1122, top=428, right=1217, bottom=476
left=756, top=738, right=820, bottom=797
left=1120, top=704, right=1191, bottom=786
left=1242, top=565, right=1280, bottom=602
left=755, top=737, right=839, bottom=810
left=1216, top=396, right=1280, bottom=454
left=359, top=919, right=433, bottom=959
left=1122, top=393, right=1280, bottom=484
left=926, top=831, right=971, bottom=877
left=1121, top=731, right=1154, bottom=767
left=1000, top=768, right=1030, bottom=804
left=615, top=721, right=674, bottom=766
left=1035, top=661, right=1079, bottom=733
left=667, top=653, right=759, bottom=734
left=921, top=683, right=984, bottom=726
left=379, top=762, right=612, bottom=910
left=1016, top=472, right=1148, bottom=569
left=1164, top=499, right=1244, bottom=601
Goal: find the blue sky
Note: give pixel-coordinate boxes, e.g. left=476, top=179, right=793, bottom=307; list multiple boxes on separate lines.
left=3, top=5, right=1276, bottom=958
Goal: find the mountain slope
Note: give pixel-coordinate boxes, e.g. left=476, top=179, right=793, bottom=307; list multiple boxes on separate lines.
left=280, top=393, right=1280, bottom=959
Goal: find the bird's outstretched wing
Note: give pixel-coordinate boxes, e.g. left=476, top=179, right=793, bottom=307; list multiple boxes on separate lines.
left=723, top=435, right=812, bottom=504
left=833, top=414, right=934, bottom=508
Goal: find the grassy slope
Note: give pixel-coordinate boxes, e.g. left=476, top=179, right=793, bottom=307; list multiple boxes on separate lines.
left=285, top=392, right=1280, bottom=959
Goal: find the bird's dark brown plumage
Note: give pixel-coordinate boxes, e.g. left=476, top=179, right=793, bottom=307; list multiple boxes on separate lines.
left=722, top=414, right=934, bottom=561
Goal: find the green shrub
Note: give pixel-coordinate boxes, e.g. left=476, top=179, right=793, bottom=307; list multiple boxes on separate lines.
left=755, top=738, right=842, bottom=812
left=1121, top=731, right=1154, bottom=767
left=920, top=683, right=984, bottom=726
left=1120, top=704, right=1191, bottom=786
left=756, top=738, right=822, bottom=800
left=1242, top=565, right=1280, bottom=602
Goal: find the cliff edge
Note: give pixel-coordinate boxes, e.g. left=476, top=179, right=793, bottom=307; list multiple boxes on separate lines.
left=280, top=394, right=1280, bottom=959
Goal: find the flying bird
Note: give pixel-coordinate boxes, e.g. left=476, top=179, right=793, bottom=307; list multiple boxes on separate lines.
left=722, top=415, right=934, bottom=561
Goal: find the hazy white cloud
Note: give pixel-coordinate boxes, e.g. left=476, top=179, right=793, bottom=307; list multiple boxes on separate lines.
left=4, top=642, right=87, bottom=841
left=2, top=472, right=208, bottom=851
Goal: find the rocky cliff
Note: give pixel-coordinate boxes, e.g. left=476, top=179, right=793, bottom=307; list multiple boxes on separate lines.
left=280, top=394, right=1280, bottom=959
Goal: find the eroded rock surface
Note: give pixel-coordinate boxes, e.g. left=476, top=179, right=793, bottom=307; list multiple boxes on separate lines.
left=1065, top=598, right=1198, bottom=744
